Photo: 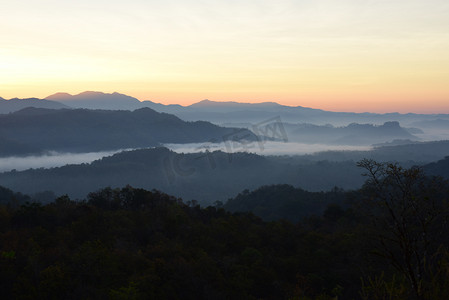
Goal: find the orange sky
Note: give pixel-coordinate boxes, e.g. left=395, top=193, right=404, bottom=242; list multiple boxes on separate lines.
left=1, top=0, right=448, bottom=113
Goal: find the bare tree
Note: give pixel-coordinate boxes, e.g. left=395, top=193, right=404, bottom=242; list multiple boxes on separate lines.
left=357, top=159, right=449, bottom=300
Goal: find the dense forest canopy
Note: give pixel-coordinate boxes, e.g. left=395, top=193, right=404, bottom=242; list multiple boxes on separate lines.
left=1, top=162, right=449, bottom=299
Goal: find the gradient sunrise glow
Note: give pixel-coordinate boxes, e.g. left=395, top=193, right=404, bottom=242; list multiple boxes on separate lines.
left=1, top=0, right=449, bottom=113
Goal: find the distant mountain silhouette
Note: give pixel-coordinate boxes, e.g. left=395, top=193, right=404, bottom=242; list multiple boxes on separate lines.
left=305, top=140, right=449, bottom=163
left=42, top=91, right=449, bottom=126
left=0, top=91, right=445, bottom=143
left=45, top=92, right=72, bottom=100
left=140, top=100, right=184, bottom=114
left=46, top=91, right=143, bottom=110
left=0, top=97, right=69, bottom=114
left=190, top=99, right=282, bottom=110
left=411, top=119, right=449, bottom=129
left=0, top=107, right=256, bottom=156
left=282, top=121, right=419, bottom=145
left=46, top=91, right=190, bottom=114
left=168, top=99, right=449, bottom=128
left=41, top=91, right=449, bottom=132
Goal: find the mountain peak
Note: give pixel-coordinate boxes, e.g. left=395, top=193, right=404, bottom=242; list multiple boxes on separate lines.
left=44, top=91, right=142, bottom=110
left=47, top=91, right=139, bottom=101
left=382, top=121, right=400, bottom=128
left=74, top=91, right=138, bottom=100
left=45, top=92, right=72, bottom=100
left=78, top=91, right=104, bottom=97
left=192, top=99, right=231, bottom=107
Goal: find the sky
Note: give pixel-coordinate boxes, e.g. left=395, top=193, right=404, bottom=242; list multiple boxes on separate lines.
left=1, top=0, right=449, bottom=113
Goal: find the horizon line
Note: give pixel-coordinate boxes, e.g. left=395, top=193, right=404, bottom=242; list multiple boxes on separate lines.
left=1, top=90, right=448, bottom=115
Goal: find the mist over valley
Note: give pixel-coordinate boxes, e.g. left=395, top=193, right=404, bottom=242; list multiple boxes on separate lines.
left=1, top=93, right=449, bottom=204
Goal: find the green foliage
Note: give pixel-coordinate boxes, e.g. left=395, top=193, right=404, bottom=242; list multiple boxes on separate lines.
left=1, top=250, right=15, bottom=259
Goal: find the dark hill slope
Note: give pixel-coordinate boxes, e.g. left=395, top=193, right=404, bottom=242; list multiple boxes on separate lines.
left=0, top=107, right=255, bottom=155
left=0, top=148, right=363, bottom=203
left=224, top=184, right=347, bottom=222
left=423, top=156, right=449, bottom=179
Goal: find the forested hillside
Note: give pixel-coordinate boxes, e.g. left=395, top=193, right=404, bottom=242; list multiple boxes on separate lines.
left=0, top=148, right=364, bottom=203
left=1, top=141, right=449, bottom=204
left=0, top=107, right=255, bottom=156
left=1, top=162, right=449, bottom=299
left=224, top=185, right=348, bottom=222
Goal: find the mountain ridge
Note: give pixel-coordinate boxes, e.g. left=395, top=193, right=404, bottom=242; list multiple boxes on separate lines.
left=10, top=90, right=446, bottom=117
left=3, top=91, right=449, bottom=136
left=1, top=141, right=449, bottom=204
left=0, top=107, right=256, bottom=156
left=44, top=91, right=449, bottom=127
left=0, top=97, right=70, bottom=114
left=45, top=91, right=142, bottom=110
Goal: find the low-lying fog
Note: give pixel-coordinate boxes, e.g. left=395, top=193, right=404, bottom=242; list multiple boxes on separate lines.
left=0, top=142, right=372, bottom=172
left=164, top=141, right=372, bottom=155
left=0, top=150, right=126, bottom=172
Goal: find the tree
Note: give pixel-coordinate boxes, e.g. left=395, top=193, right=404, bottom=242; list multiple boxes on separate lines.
left=357, top=159, right=449, bottom=299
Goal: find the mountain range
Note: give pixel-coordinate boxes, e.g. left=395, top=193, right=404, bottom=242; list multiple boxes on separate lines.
left=280, top=121, right=419, bottom=145
left=0, top=96, right=69, bottom=113
left=0, top=107, right=255, bottom=157
left=45, top=91, right=144, bottom=110
left=45, top=92, right=449, bottom=128
left=2, top=91, right=449, bottom=129
left=0, top=91, right=439, bottom=150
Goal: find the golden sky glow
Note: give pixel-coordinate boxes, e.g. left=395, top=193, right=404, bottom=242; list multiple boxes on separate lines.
left=1, top=0, right=449, bottom=113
